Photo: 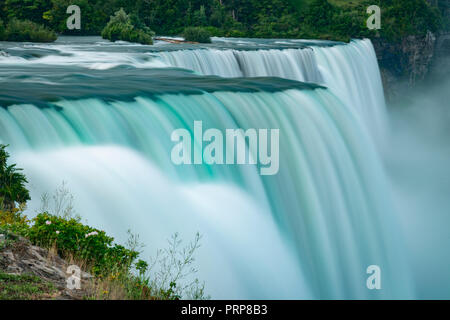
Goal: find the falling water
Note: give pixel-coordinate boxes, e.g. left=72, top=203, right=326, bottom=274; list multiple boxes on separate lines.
left=0, top=37, right=413, bottom=299
left=157, top=39, right=388, bottom=143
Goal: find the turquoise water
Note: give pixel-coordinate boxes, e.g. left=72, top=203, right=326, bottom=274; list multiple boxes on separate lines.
left=0, top=37, right=415, bottom=299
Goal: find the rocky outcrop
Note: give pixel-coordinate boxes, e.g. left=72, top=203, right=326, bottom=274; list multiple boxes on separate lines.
left=0, top=233, right=92, bottom=300
left=372, top=32, right=436, bottom=100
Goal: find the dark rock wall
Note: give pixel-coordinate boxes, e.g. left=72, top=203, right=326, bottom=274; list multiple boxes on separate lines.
left=372, top=0, right=450, bottom=101
left=372, top=32, right=437, bottom=101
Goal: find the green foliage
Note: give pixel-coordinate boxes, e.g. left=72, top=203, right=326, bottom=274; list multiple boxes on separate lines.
left=101, top=8, right=154, bottom=44
left=193, top=5, right=208, bottom=26
left=252, top=14, right=300, bottom=38
left=3, top=0, right=52, bottom=25
left=0, top=0, right=446, bottom=41
left=378, top=0, right=442, bottom=41
left=0, top=208, right=207, bottom=300
left=0, top=18, right=57, bottom=42
left=27, top=212, right=138, bottom=276
left=34, top=0, right=111, bottom=35
left=0, top=272, right=56, bottom=300
left=0, top=224, right=25, bottom=250
left=304, top=0, right=335, bottom=29
left=0, top=205, right=30, bottom=237
left=0, top=145, right=30, bottom=210
left=183, top=26, right=212, bottom=43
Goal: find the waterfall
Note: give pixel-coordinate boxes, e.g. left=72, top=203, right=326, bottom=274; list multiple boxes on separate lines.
left=0, top=37, right=414, bottom=299
left=156, top=39, right=388, bottom=143
left=0, top=89, right=413, bottom=299
left=157, top=47, right=322, bottom=82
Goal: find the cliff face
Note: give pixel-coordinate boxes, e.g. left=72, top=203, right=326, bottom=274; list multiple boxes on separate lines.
left=372, top=0, right=450, bottom=100
left=372, top=32, right=437, bottom=101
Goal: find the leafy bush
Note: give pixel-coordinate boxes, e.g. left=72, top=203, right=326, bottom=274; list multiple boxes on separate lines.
left=183, top=27, right=212, bottom=43
left=0, top=206, right=208, bottom=300
left=0, top=206, right=29, bottom=234
left=0, top=145, right=30, bottom=210
left=0, top=206, right=30, bottom=251
left=101, top=8, right=154, bottom=45
left=27, top=213, right=138, bottom=276
left=2, top=19, right=56, bottom=42
left=25, top=213, right=208, bottom=300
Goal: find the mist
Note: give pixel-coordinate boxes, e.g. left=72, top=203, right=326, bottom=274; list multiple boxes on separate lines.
left=384, top=63, right=450, bottom=298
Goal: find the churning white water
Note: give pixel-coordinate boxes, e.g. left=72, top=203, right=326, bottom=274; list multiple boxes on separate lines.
left=0, top=37, right=416, bottom=299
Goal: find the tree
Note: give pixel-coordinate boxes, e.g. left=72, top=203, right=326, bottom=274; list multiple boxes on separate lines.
left=4, top=0, right=52, bottom=25
left=0, top=145, right=30, bottom=210
left=304, top=0, right=335, bottom=29
left=101, top=8, right=155, bottom=44
left=193, top=5, right=208, bottom=26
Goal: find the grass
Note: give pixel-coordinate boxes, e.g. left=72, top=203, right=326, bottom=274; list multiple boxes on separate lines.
left=0, top=272, right=57, bottom=300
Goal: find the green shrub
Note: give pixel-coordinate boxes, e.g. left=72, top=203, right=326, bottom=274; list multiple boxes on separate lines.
left=27, top=212, right=138, bottom=276
left=183, top=27, right=212, bottom=43
left=0, top=205, right=30, bottom=237
left=101, top=8, right=154, bottom=45
left=128, top=29, right=153, bottom=45
left=0, top=145, right=30, bottom=210
left=3, top=19, right=56, bottom=42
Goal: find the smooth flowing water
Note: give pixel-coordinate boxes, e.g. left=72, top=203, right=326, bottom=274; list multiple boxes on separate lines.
left=0, top=37, right=415, bottom=299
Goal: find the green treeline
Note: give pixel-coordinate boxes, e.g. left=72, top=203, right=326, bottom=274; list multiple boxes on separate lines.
left=0, top=0, right=448, bottom=42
